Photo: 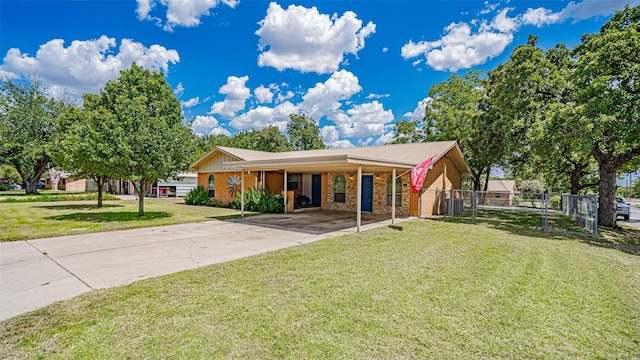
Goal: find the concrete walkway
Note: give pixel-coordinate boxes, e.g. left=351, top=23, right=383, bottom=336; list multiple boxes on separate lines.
left=1, top=214, right=412, bottom=321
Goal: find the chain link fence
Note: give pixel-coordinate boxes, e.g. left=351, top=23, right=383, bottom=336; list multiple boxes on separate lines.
left=426, top=190, right=598, bottom=237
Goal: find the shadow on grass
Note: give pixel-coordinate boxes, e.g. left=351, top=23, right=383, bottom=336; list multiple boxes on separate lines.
left=37, top=204, right=124, bottom=210
left=46, top=212, right=171, bottom=222
left=588, top=226, right=640, bottom=256
left=439, top=208, right=640, bottom=256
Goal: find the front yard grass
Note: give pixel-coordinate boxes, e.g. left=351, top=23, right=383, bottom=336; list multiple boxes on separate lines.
left=1, top=219, right=638, bottom=359
left=0, top=199, right=239, bottom=241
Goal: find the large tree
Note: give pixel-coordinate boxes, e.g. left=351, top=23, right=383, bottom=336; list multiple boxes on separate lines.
left=573, top=5, right=640, bottom=227
left=422, top=71, right=504, bottom=191
left=92, top=64, right=195, bottom=216
left=287, top=113, right=325, bottom=150
left=0, top=77, right=68, bottom=194
left=50, top=102, right=121, bottom=207
left=485, top=36, right=598, bottom=194
left=390, top=119, right=424, bottom=144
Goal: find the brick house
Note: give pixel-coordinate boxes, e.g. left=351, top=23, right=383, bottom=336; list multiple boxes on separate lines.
left=191, top=141, right=470, bottom=228
left=485, top=179, right=518, bottom=206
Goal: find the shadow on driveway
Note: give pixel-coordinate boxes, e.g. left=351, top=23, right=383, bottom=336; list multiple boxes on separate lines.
left=225, top=209, right=405, bottom=235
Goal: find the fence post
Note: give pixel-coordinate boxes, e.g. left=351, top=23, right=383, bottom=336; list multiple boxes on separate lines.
left=449, top=189, right=454, bottom=221
left=472, top=190, right=477, bottom=223
left=593, top=195, right=599, bottom=237
left=542, top=192, right=549, bottom=231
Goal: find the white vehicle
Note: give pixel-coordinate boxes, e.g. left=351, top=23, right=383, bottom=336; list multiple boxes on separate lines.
left=616, top=197, right=630, bottom=221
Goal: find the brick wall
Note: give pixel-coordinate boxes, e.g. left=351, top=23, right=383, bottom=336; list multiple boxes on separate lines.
left=325, top=171, right=411, bottom=216
left=197, top=171, right=258, bottom=204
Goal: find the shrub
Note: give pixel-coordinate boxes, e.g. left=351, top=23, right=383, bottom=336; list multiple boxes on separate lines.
left=184, top=186, right=210, bottom=206
left=0, top=184, right=10, bottom=191
left=232, top=189, right=284, bottom=213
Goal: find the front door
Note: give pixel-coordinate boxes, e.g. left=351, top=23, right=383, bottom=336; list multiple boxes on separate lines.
left=361, top=175, right=373, bottom=212
left=311, top=174, right=321, bottom=206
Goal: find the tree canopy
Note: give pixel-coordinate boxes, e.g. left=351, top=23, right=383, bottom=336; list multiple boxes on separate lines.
left=90, top=64, right=195, bottom=216
left=287, top=113, right=325, bottom=151
left=0, top=77, right=68, bottom=193
left=572, top=5, right=640, bottom=226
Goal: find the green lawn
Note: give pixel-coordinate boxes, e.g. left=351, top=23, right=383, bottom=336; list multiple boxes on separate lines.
left=1, top=219, right=638, bottom=359
left=0, top=199, right=239, bottom=241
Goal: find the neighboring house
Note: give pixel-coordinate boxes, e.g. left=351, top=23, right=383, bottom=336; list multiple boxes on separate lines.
left=109, top=174, right=198, bottom=197
left=485, top=179, right=518, bottom=206
left=153, top=173, right=198, bottom=197
left=191, top=141, right=471, bottom=221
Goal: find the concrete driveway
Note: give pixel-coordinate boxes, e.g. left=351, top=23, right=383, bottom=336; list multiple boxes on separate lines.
left=1, top=211, right=410, bottom=321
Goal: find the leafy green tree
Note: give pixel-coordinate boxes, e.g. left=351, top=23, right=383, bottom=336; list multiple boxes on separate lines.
left=390, top=119, right=424, bottom=144
left=0, top=77, right=68, bottom=193
left=573, top=5, right=640, bottom=227
left=91, top=64, right=195, bottom=216
left=423, top=71, right=503, bottom=191
left=50, top=101, right=121, bottom=207
left=485, top=36, right=597, bottom=194
left=0, top=165, right=21, bottom=184
left=287, top=113, right=325, bottom=150
left=256, top=125, right=292, bottom=152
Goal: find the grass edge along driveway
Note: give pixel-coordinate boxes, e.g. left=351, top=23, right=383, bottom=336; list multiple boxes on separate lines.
left=0, top=199, right=240, bottom=241
left=1, top=219, right=639, bottom=359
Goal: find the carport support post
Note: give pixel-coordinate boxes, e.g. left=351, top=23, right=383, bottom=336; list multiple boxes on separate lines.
left=391, top=168, right=396, bottom=224
left=284, top=170, right=287, bottom=214
left=241, top=170, right=245, bottom=218
left=357, top=165, right=362, bottom=232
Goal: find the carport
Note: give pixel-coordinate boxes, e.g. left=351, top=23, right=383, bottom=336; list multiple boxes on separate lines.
left=230, top=209, right=400, bottom=235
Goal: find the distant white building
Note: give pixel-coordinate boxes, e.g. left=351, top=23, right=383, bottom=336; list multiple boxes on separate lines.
left=109, top=173, right=198, bottom=197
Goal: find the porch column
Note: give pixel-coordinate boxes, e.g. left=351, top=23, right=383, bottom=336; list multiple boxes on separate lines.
left=241, top=170, right=245, bottom=218
left=357, top=165, right=362, bottom=232
left=391, top=167, right=396, bottom=224
left=283, top=169, right=288, bottom=214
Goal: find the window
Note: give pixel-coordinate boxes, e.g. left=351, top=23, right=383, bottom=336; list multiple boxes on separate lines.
left=334, top=175, right=346, bottom=203
left=494, top=193, right=502, bottom=198
left=386, top=176, right=402, bottom=206
left=287, top=174, right=299, bottom=190
left=208, top=175, right=215, bottom=198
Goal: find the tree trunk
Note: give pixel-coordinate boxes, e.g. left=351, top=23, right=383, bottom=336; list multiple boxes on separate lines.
left=137, top=180, right=145, bottom=216
left=95, top=176, right=108, bottom=208
left=598, top=164, right=618, bottom=228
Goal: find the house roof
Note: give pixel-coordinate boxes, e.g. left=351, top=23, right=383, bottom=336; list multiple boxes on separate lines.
left=486, top=179, right=517, bottom=192
left=192, top=141, right=471, bottom=175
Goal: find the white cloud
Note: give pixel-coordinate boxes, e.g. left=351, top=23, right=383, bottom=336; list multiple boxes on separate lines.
left=400, top=0, right=639, bottom=72
left=229, top=101, right=297, bottom=131
left=402, top=11, right=514, bottom=72
left=330, top=101, right=394, bottom=139
left=0, top=36, right=179, bottom=98
left=254, top=85, right=273, bottom=103
left=137, top=0, right=239, bottom=31
left=174, top=82, right=185, bottom=97
left=300, top=70, right=362, bottom=120
left=559, top=0, right=639, bottom=21
left=255, top=2, right=376, bottom=74
left=366, top=93, right=390, bottom=99
left=412, top=59, right=422, bottom=67
left=403, top=98, right=429, bottom=121
left=181, top=97, right=200, bottom=108
left=382, top=47, right=388, bottom=53
left=400, top=40, right=429, bottom=59
left=191, top=115, right=230, bottom=136
left=209, top=75, right=250, bottom=118
left=136, top=0, right=153, bottom=20
left=319, top=126, right=354, bottom=148
left=375, top=131, right=395, bottom=146
left=521, top=8, right=561, bottom=27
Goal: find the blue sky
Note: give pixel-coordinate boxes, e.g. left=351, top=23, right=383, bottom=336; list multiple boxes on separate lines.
left=1, top=0, right=638, bottom=149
